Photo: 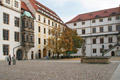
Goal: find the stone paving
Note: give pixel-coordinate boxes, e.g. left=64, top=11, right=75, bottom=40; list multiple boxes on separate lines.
left=0, top=60, right=119, bottom=80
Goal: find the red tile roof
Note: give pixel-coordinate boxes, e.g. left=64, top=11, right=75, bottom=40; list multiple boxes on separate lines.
left=21, top=1, right=34, bottom=17
left=29, top=0, right=63, bottom=22
left=66, top=7, right=120, bottom=24
left=21, top=1, right=30, bottom=12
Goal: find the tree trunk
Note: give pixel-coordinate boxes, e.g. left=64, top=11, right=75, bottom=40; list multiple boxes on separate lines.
left=57, top=53, right=60, bottom=59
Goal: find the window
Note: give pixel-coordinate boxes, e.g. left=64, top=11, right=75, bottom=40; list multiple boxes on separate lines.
left=73, top=23, right=77, bottom=26
left=108, top=37, right=113, bottom=43
left=44, top=39, right=46, bottom=45
left=93, top=38, right=96, bottom=44
left=22, top=34, right=25, bottom=42
left=44, top=28, right=46, bottom=34
left=108, top=17, right=112, bottom=21
left=5, top=0, right=10, bottom=4
left=48, top=20, right=50, bottom=25
left=15, top=1, right=19, bottom=8
left=44, top=17, right=46, bottom=23
left=82, top=22, right=85, bottom=25
left=48, top=29, right=51, bottom=35
left=82, top=29, right=85, bottom=34
left=108, top=26, right=112, bottom=32
left=3, top=29, right=9, bottom=40
left=109, top=45, right=112, bottom=49
left=3, top=45, right=9, bottom=55
left=14, top=17, right=19, bottom=27
left=38, top=26, right=40, bottom=32
left=30, top=36, right=33, bottom=42
left=38, top=38, right=40, bottom=44
left=30, top=22, right=33, bottom=28
left=92, top=20, right=95, bottom=23
left=55, top=23, right=57, bottom=27
left=116, top=25, right=120, bottom=31
left=25, top=21, right=28, bottom=27
left=99, top=19, right=103, bottom=22
left=100, top=27, right=103, bottom=32
left=52, top=22, right=54, bottom=26
left=93, top=49, right=96, bottom=53
left=100, top=48, right=103, bottom=53
left=14, top=32, right=19, bottom=42
left=3, top=13, right=9, bottom=24
left=92, top=28, right=96, bottom=33
left=100, top=38, right=104, bottom=44
left=26, top=35, right=29, bottom=42
left=38, top=15, right=40, bottom=21
left=116, top=16, right=120, bottom=20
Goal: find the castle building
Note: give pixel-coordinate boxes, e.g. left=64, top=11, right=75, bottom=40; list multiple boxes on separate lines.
left=21, top=0, right=65, bottom=59
left=66, top=7, right=120, bottom=56
left=0, top=0, right=65, bottom=60
left=0, top=0, right=21, bottom=60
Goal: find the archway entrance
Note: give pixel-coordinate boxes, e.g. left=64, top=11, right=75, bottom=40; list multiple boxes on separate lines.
left=111, top=51, right=115, bottom=56
left=31, top=53, right=34, bottom=59
left=16, top=49, right=23, bottom=60
left=38, top=50, right=41, bottom=59
left=48, top=50, right=51, bottom=57
left=43, top=48, right=47, bottom=57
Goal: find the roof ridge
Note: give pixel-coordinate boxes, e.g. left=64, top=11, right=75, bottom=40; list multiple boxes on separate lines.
left=66, top=7, right=120, bottom=24
left=78, top=7, right=119, bottom=16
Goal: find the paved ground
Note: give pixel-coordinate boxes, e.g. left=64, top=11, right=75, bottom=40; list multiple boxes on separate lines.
left=110, top=64, right=120, bottom=80
left=0, top=60, right=119, bottom=80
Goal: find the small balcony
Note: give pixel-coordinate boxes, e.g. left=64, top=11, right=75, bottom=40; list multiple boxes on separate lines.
left=21, top=41, right=34, bottom=47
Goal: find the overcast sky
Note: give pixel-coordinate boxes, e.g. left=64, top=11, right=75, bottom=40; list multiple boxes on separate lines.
left=37, top=0, right=120, bottom=22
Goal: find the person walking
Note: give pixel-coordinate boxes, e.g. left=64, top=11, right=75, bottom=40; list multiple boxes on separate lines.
left=12, top=54, right=16, bottom=65
left=8, top=55, right=11, bottom=65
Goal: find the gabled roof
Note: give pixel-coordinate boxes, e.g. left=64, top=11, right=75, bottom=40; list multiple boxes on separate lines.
left=21, top=1, right=30, bottom=12
left=21, top=1, right=34, bottom=18
left=29, top=0, right=63, bottom=23
left=66, top=7, right=120, bottom=24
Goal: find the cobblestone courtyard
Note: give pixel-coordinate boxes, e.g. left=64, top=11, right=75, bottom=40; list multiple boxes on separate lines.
left=0, top=60, right=119, bottom=80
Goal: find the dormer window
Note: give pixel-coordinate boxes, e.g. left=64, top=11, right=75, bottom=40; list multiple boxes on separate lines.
left=104, top=11, right=107, bottom=13
left=89, top=13, right=93, bottom=16
left=6, top=0, right=10, bottom=4
left=95, top=15, right=100, bottom=18
left=15, top=0, right=19, bottom=8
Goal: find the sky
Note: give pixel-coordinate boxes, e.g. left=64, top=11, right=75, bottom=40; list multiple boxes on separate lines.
left=37, top=0, right=120, bottom=23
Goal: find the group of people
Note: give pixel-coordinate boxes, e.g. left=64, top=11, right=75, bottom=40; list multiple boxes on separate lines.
left=7, top=54, right=16, bottom=65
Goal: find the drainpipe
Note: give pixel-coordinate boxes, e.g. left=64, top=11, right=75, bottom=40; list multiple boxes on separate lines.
left=13, top=45, right=21, bottom=56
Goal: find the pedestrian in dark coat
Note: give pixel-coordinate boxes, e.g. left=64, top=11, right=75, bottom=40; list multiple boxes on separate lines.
left=12, top=54, right=16, bottom=65
left=8, top=55, right=11, bottom=65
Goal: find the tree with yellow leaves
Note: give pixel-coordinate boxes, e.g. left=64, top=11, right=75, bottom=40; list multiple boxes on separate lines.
left=47, top=26, right=83, bottom=58
left=47, top=26, right=62, bottom=58
left=60, top=27, right=83, bottom=54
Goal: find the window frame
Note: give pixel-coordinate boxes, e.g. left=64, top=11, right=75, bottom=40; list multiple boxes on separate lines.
left=3, top=29, right=9, bottom=41
left=14, top=17, right=20, bottom=27
left=100, top=38, right=104, bottom=44
left=82, top=29, right=85, bottom=34
left=3, top=12, right=9, bottom=24
left=3, top=44, right=9, bottom=55
left=14, top=32, right=20, bottom=42
left=93, top=49, right=97, bottom=53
